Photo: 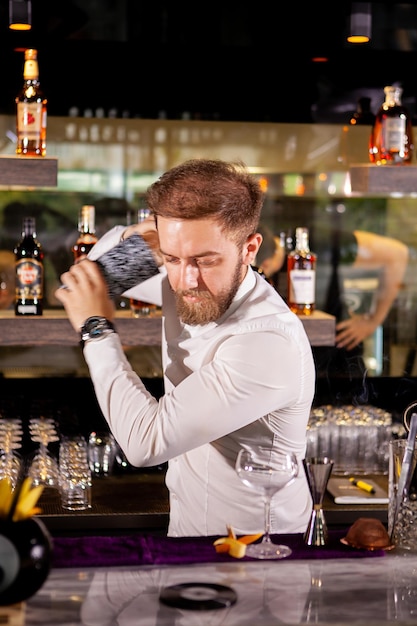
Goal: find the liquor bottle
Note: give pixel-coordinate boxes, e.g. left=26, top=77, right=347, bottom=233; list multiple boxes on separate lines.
left=349, top=96, right=376, bottom=126
left=72, top=205, right=98, bottom=262
left=287, top=227, right=316, bottom=316
left=276, top=230, right=293, bottom=302
left=369, top=86, right=413, bottom=165
left=129, top=207, right=158, bottom=317
left=14, top=217, right=44, bottom=316
left=15, top=48, right=47, bottom=157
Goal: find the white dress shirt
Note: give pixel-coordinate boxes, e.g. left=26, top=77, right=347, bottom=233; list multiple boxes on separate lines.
left=86, top=227, right=315, bottom=536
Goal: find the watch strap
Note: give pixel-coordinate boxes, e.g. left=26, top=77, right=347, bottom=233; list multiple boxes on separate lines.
left=80, top=316, right=116, bottom=349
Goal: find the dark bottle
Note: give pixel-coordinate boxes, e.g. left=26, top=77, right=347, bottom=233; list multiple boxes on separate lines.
left=14, top=217, right=44, bottom=316
left=369, top=86, right=414, bottom=165
left=349, top=96, right=376, bottom=126
left=276, top=230, right=293, bottom=302
left=72, top=205, right=98, bottom=262
left=15, top=48, right=47, bottom=157
left=287, top=227, right=316, bottom=316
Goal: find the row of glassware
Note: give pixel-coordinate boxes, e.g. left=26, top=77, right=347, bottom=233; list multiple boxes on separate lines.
left=306, top=404, right=405, bottom=475
left=0, top=418, right=116, bottom=510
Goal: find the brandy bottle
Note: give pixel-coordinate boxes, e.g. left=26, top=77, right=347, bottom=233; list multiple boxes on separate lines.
left=287, top=227, right=316, bottom=316
left=72, top=205, right=98, bottom=262
left=369, top=86, right=413, bottom=165
left=14, top=217, right=44, bottom=316
left=15, top=48, right=47, bottom=157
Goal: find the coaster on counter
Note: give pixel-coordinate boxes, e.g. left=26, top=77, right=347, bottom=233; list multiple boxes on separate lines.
left=159, top=582, right=237, bottom=611
left=327, top=477, right=389, bottom=504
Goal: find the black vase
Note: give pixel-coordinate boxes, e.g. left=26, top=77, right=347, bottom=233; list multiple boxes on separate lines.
left=0, top=517, right=53, bottom=606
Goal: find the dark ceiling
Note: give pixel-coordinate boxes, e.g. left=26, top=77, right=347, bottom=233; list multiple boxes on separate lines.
left=2, top=0, right=417, bottom=123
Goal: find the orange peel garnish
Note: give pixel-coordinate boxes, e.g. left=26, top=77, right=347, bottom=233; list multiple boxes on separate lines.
left=213, top=526, right=263, bottom=558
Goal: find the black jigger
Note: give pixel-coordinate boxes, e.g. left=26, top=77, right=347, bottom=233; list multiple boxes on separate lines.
left=303, top=456, right=334, bottom=546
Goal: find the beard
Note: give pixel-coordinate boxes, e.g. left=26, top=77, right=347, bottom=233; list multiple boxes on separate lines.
left=174, top=261, right=243, bottom=325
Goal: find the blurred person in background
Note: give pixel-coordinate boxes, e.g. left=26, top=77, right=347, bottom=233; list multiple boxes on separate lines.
left=258, top=224, right=409, bottom=377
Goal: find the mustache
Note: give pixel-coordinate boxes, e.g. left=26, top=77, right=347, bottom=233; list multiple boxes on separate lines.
left=177, top=289, right=212, bottom=300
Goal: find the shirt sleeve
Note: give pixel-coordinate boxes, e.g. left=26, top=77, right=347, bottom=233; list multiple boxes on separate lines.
left=83, top=328, right=312, bottom=467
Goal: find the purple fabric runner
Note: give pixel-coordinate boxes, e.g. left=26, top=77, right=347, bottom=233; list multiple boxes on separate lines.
left=51, top=529, right=386, bottom=568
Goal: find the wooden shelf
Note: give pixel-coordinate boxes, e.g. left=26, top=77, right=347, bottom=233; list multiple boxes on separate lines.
left=0, top=155, right=58, bottom=187
left=349, top=164, right=417, bottom=194
left=0, top=308, right=335, bottom=347
left=297, top=310, right=336, bottom=346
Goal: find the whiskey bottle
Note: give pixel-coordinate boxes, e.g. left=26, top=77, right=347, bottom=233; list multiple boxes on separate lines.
left=14, top=217, right=44, bottom=316
left=369, top=86, right=413, bottom=165
left=287, top=227, right=316, bottom=316
left=72, top=205, right=98, bottom=262
left=15, top=48, right=47, bottom=157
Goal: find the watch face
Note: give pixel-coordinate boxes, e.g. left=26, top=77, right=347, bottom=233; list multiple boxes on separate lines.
left=82, top=316, right=113, bottom=339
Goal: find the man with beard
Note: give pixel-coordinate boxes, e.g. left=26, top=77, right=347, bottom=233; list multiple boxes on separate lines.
left=55, top=159, right=315, bottom=538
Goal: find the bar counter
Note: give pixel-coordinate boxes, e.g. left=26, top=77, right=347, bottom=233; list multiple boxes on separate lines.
left=18, top=532, right=417, bottom=625
left=36, top=471, right=388, bottom=534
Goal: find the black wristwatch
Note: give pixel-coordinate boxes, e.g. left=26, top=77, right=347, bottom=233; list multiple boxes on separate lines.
left=80, top=316, right=116, bottom=348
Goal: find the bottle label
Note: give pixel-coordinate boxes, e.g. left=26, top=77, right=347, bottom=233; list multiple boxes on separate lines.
left=23, top=60, right=38, bottom=80
left=289, top=269, right=315, bottom=305
left=15, top=259, right=43, bottom=299
left=17, top=102, right=43, bottom=140
left=385, top=118, right=406, bottom=152
left=16, top=303, right=39, bottom=314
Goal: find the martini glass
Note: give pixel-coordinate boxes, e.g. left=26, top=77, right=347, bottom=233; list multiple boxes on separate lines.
left=235, top=446, right=298, bottom=559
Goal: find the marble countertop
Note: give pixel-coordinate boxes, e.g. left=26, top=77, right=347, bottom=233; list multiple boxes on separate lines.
left=19, top=551, right=417, bottom=625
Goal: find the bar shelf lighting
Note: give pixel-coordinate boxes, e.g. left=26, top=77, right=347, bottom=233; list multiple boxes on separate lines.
left=9, top=0, right=32, bottom=31
left=347, top=2, right=371, bottom=44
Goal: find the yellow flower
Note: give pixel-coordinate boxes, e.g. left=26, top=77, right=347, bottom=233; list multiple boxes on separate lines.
left=0, top=477, right=14, bottom=518
left=0, top=477, right=44, bottom=521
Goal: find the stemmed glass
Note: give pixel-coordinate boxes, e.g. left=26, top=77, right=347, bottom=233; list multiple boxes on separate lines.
left=26, top=417, right=60, bottom=487
left=235, top=445, right=299, bottom=559
left=0, top=418, right=24, bottom=489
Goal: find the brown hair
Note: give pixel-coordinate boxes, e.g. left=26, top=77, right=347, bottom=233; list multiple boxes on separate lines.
left=146, top=159, right=265, bottom=246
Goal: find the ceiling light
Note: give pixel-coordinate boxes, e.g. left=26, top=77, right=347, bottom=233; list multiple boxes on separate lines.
left=9, top=0, right=32, bottom=31
left=347, top=2, right=371, bottom=44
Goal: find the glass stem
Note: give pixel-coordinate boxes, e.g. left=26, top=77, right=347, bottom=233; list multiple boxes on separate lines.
left=263, top=496, right=272, bottom=543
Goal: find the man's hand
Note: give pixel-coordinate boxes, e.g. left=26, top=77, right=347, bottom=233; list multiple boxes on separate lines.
left=122, top=215, right=156, bottom=240
left=122, top=217, right=163, bottom=267
left=55, top=259, right=115, bottom=331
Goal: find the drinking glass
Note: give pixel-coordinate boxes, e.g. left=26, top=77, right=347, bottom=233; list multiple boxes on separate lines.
left=88, top=431, right=116, bottom=477
left=0, top=418, right=23, bottom=489
left=235, top=446, right=298, bottom=559
left=59, top=435, right=92, bottom=510
left=26, top=417, right=59, bottom=488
